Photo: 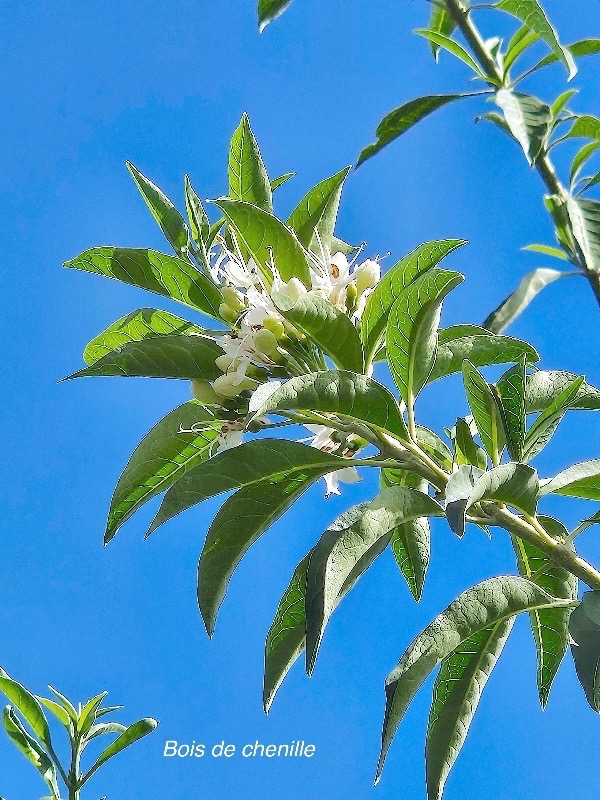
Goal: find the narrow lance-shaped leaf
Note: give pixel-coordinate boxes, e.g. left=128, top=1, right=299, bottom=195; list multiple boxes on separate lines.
left=213, top=198, right=311, bottom=287
left=522, top=376, right=584, bottom=462
left=503, top=24, right=540, bottom=72
left=387, top=269, right=464, bottom=407
left=426, top=619, right=514, bottom=800
left=104, top=402, right=221, bottom=543
left=0, top=676, right=52, bottom=750
left=496, top=359, right=527, bottom=462
left=258, top=0, right=293, bottom=32
left=228, top=113, right=272, bottom=212
left=467, top=463, right=539, bottom=516
left=272, top=291, right=364, bottom=372
left=357, top=94, right=479, bottom=167
left=415, top=30, right=485, bottom=78
left=362, top=240, right=466, bottom=367
left=495, top=90, right=552, bottom=165
left=528, top=39, right=600, bottom=75
left=271, top=172, right=295, bottom=191
left=127, top=161, right=189, bottom=255
left=425, top=3, right=458, bottom=62
left=376, top=576, right=574, bottom=782
left=81, top=718, right=158, bottom=784
left=149, top=439, right=354, bottom=535
left=199, top=469, right=324, bottom=637
left=569, top=590, right=600, bottom=712
left=454, top=418, right=487, bottom=469
left=1, top=707, right=60, bottom=798
left=305, top=487, right=443, bottom=673
left=64, top=334, right=224, bottom=381
left=539, top=460, right=600, bottom=500
left=286, top=167, right=350, bottom=253
left=496, top=0, right=577, bottom=79
left=462, top=361, right=505, bottom=463
left=512, top=523, right=578, bottom=707
left=248, top=370, right=409, bottom=441
left=483, top=268, right=573, bottom=334
left=83, top=308, right=206, bottom=365
left=184, top=174, right=211, bottom=267
left=64, top=247, right=223, bottom=318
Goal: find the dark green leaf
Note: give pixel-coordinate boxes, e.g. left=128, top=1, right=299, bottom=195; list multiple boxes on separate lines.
left=523, top=377, right=584, bottom=461
left=426, top=620, right=514, bottom=800
left=445, top=465, right=485, bottom=537
left=496, top=359, right=527, bottom=462
left=184, top=174, right=211, bottom=266
left=305, top=488, right=443, bottom=672
left=387, top=269, right=464, bottom=406
left=127, top=162, right=188, bottom=255
left=430, top=330, right=539, bottom=380
left=228, top=113, right=272, bottom=212
left=362, top=240, right=466, bottom=367
left=105, top=402, right=221, bottom=543
left=497, top=0, right=577, bottom=79
left=376, top=576, right=572, bottom=782
left=495, top=90, right=552, bottom=165
left=454, top=418, right=487, bottom=469
left=286, top=167, right=350, bottom=253
left=258, top=0, right=293, bottom=32
left=64, top=335, right=224, bottom=381
left=272, top=291, right=364, bottom=372
left=483, top=269, right=573, bottom=333
left=64, top=247, right=223, bottom=318
left=569, top=591, right=600, bottom=712
left=415, top=30, right=484, bottom=77
left=525, top=370, right=600, bottom=412
left=248, top=370, right=409, bottom=441
left=149, top=440, right=351, bottom=535
left=213, top=198, right=311, bottom=286
left=513, top=528, right=577, bottom=707
left=462, top=361, right=505, bottom=462
left=83, top=309, right=205, bottom=365
left=357, top=95, right=477, bottom=167
left=467, top=463, right=539, bottom=515
left=540, top=460, right=600, bottom=500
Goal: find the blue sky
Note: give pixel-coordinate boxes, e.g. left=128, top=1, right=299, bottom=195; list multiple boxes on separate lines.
left=1, top=0, right=599, bottom=797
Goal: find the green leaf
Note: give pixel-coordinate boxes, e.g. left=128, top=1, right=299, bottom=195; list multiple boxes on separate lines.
left=496, top=358, right=527, bottom=462
left=416, top=426, right=454, bottom=471
left=522, top=244, right=568, bottom=260
left=36, top=697, right=71, bottom=728
left=228, top=113, right=272, bottom=212
left=462, top=361, right=505, bottom=462
left=357, top=95, right=477, bottom=167
left=126, top=161, right=189, bottom=255
left=430, top=331, right=539, bottom=382
left=83, top=309, right=205, bottom=365
left=483, top=268, right=572, bottom=333
left=376, top=575, right=572, bottom=781
left=496, top=0, right=577, bottom=79
left=273, top=291, right=364, bottom=372
left=213, top=198, right=311, bottom=286
left=567, top=196, right=600, bottom=271
left=504, top=24, right=540, bottom=72
left=529, top=39, right=600, bottom=74
left=286, top=167, right=350, bottom=253
left=87, top=721, right=128, bottom=740
left=149, top=439, right=351, bottom=535
left=1, top=707, right=59, bottom=797
left=570, top=510, right=600, bottom=539
left=78, top=692, right=108, bottom=736
left=362, top=240, right=466, bottom=367
left=522, top=376, right=584, bottom=461
left=199, top=470, right=322, bottom=637
left=477, top=111, right=516, bottom=141
left=64, top=247, right=223, bottom=318
left=454, top=418, right=487, bottom=469
left=64, top=334, right=224, bottom=381
left=539, top=460, right=600, bottom=500
left=445, top=465, right=485, bottom=537
left=184, top=174, right=211, bottom=267
left=81, top=718, right=158, bottom=783
left=467, top=463, right=539, bottom=515
left=248, top=370, right=409, bottom=441
left=305, top=488, right=443, bottom=673
left=426, top=3, right=457, bottom=62
left=571, top=141, right=600, bottom=184
left=0, top=677, right=52, bottom=750
left=426, top=619, right=514, bottom=800
left=47, top=686, right=77, bottom=722
left=495, top=90, right=552, bottom=165
left=525, top=370, right=600, bottom=412
left=415, top=29, right=485, bottom=77
left=566, top=115, right=600, bottom=141
left=271, top=172, right=295, bottom=191
left=390, top=517, right=431, bottom=602
left=104, top=402, right=221, bottom=543
left=387, top=269, right=464, bottom=406
left=512, top=528, right=578, bottom=707
left=569, top=590, right=600, bottom=712
left=258, top=0, right=293, bottom=32
left=550, top=89, right=578, bottom=121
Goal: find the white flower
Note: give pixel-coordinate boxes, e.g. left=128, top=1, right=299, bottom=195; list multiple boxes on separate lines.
left=301, top=424, right=361, bottom=498
left=216, top=419, right=245, bottom=452
left=323, top=466, right=361, bottom=498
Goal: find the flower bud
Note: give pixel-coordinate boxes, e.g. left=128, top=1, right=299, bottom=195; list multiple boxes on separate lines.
left=222, top=286, right=246, bottom=312
left=215, top=354, right=237, bottom=373
left=355, top=259, right=381, bottom=295
left=279, top=277, right=307, bottom=303
left=262, top=316, right=286, bottom=339
left=345, top=282, right=358, bottom=313
left=213, top=373, right=258, bottom=399
left=219, top=303, right=241, bottom=324
left=254, top=328, right=280, bottom=358
left=191, top=380, right=221, bottom=404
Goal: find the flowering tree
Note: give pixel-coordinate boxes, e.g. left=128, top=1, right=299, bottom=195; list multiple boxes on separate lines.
left=64, top=103, right=600, bottom=798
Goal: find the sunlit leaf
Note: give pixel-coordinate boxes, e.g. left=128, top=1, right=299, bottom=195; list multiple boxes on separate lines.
left=540, top=460, right=600, bottom=500
left=495, top=90, right=552, bottom=165
left=467, top=463, right=539, bottom=515
left=228, top=113, right=272, bottom=212
left=127, top=161, right=189, bottom=255
left=286, top=167, right=350, bottom=253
